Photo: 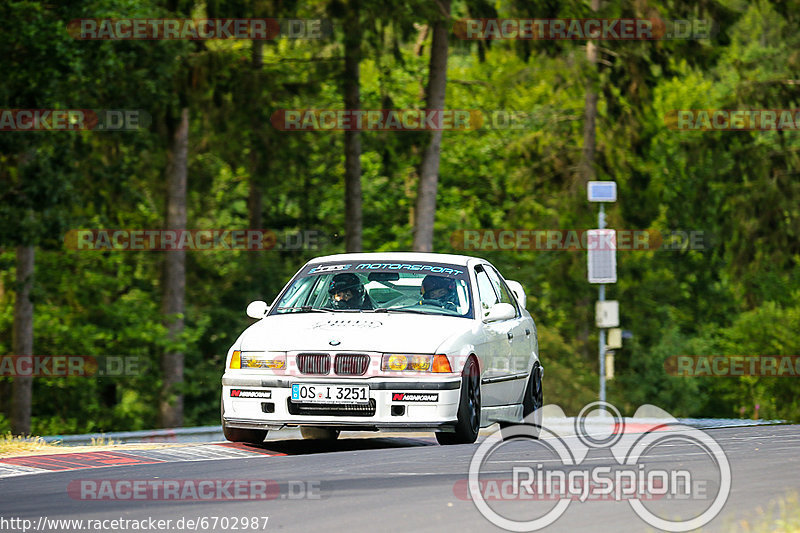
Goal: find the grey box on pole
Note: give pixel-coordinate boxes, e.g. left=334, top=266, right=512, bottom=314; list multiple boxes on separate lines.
left=596, top=300, right=620, bottom=328
left=587, top=229, right=617, bottom=283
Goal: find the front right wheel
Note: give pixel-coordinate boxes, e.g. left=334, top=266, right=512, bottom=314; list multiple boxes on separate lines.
left=436, top=357, right=481, bottom=445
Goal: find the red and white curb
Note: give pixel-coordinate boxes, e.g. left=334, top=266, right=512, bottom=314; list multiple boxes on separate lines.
left=0, top=443, right=283, bottom=479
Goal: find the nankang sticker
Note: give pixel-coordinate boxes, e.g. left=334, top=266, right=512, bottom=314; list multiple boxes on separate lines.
left=392, top=392, right=439, bottom=402
left=230, top=389, right=272, bottom=399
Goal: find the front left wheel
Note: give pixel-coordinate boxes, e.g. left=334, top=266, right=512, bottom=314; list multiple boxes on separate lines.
left=500, top=364, right=543, bottom=440
left=436, top=357, right=481, bottom=445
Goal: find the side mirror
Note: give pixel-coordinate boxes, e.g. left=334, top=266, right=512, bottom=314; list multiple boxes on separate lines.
left=506, top=280, right=527, bottom=309
left=483, top=302, right=516, bottom=323
left=246, top=300, right=269, bottom=319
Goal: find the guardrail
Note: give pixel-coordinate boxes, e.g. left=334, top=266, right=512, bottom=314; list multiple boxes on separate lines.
left=40, top=417, right=784, bottom=446
left=42, top=426, right=224, bottom=446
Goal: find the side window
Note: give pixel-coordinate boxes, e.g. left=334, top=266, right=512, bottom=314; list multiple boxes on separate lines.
left=475, top=268, right=499, bottom=316
left=486, top=267, right=520, bottom=316
left=307, top=275, right=331, bottom=307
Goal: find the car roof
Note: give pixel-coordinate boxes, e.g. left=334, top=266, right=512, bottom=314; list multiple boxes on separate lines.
left=306, top=252, right=482, bottom=267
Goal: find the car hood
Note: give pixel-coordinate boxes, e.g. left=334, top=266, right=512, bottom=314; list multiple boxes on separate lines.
left=238, top=312, right=473, bottom=353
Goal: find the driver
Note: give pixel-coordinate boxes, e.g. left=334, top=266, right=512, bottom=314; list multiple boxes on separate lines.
left=328, top=273, right=373, bottom=310
left=420, top=275, right=458, bottom=311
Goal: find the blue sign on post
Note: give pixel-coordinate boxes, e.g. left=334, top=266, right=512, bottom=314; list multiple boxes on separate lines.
left=587, top=181, right=617, bottom=202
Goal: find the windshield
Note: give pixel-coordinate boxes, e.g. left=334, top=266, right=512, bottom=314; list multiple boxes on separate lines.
left=271, top=261, right=473, bottom=318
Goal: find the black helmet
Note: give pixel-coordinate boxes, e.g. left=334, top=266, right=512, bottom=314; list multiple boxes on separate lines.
left=328, top=273, right=365, bottom=309
left=421, top=275, right=456, bottom=298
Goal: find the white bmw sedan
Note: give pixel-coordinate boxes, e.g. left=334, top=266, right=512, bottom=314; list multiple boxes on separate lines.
left=221, top=252, right=542, bottom=445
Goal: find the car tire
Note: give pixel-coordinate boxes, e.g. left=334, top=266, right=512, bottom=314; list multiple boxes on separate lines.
left=300, top=427, right=340, bottom=440
left=221, top=399, right=268, bottom=444
left=436, top=357, right=481, bottom=445
left=500, top=364, right=542, bottom=440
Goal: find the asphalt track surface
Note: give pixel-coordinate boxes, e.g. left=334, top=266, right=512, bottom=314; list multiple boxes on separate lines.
left=1, top=424, right=798, bottom=533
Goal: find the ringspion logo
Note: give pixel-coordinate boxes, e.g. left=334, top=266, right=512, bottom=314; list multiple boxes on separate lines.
left=465, top=402, right=730, bottom=531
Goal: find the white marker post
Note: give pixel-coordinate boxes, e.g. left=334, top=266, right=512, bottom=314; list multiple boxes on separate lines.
left=587, top=181, right=618, bottom=404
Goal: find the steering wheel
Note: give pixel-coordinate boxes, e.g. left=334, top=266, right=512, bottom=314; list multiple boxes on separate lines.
left=420, top=299, right=457, bottom=311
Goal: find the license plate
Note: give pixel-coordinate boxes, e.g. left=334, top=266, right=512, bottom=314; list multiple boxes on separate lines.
left=291, top=383, right=370, bottom=404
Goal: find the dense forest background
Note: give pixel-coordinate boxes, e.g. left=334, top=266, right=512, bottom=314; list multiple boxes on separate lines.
left=1, top=0, right=799, bottom=435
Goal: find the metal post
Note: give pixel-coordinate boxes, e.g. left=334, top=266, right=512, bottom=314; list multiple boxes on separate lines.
left=598, top=203, right=606, bottom=404
left=598, top=285, right=606, bottom=403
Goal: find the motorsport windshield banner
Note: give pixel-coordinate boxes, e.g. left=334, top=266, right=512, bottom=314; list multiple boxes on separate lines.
left=302, top=261, right=467, bottom=279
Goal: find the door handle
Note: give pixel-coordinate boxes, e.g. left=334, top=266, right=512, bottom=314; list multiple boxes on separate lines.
left=507, top=332, right=514, bottom=340
left=525, top=329, right=531, bottom=336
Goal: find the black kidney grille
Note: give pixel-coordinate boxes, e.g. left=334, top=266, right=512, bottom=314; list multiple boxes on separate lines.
left=297, top=353, right=330, bottom=375
left=334, top=354, right=369, bottom=376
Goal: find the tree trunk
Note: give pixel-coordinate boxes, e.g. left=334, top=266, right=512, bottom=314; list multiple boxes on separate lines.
left=0, top=275, right=6, bottom=419
left=343, top=0, right=363, bottom=253
left=247, top=163, right=263, bottom=230
left=578, top=0, right=601, bottom=362
left=11, top=245, right=34, bottom=435
left=160, top=107, right=188, bottom=428
left=248, top=41, right=264, bottom=232
left=247, top=41, right=266, bottom=301
left=413, top=0, right=451, bottom=252
left=578, top=0, right=600, bottom=186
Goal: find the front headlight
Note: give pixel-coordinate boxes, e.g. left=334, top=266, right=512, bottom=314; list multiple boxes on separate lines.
left=234, top=351, right=286, bottom=370
left=384, top=354, right=409, bottom=371
left=381, top=354, right=450, bottom=373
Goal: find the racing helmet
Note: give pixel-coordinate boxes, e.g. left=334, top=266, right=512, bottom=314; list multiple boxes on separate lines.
left=421, top=275, right=457, bottom=302
left=328, top=273, right=365, bottom=309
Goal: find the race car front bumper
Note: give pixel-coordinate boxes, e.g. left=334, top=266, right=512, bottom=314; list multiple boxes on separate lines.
left=221, top=375, right=462, bottom=431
